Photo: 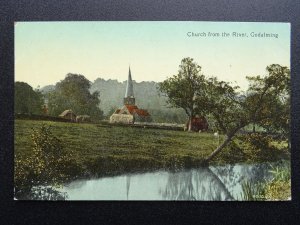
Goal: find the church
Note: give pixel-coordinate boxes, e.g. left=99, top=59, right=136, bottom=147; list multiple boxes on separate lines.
left=109, top=67, right=151, bottom=124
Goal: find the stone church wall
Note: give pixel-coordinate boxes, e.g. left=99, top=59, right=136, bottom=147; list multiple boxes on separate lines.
left=109, top=114, right=134, bottom=124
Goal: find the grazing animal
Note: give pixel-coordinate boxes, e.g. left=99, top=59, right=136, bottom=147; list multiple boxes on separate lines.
left=214, top=132, right=220, bottom=145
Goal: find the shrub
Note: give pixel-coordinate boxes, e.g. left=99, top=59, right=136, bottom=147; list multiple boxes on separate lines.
left=235, top=133, right=284, bottom=162
left=217, top=140, right=247, bottom=164
left=15, top=125, right=74, bottom=200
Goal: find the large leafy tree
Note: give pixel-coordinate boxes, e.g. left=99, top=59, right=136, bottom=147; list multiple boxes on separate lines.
left=158, top=58, right=206, bottom=131
left=47, top=73, right=103, bottom=121
left=203, top=64, right=290, bottom=162
left=14, top=82, right=44, bottom=115
left=246, top=65, right=290, bottom=136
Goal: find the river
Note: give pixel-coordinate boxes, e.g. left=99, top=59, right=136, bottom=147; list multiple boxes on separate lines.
left=59, top=160, right=288, bottom=200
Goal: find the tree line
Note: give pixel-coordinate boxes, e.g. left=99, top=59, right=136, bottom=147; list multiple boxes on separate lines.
left=15, top=74, right=103, bottom=121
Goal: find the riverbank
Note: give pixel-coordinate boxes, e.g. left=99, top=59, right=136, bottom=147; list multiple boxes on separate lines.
left=15, top=119, right=290, bottom=179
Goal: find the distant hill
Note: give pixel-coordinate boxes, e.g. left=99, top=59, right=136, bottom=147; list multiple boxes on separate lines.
left=40, top=85, right=55, bottom=94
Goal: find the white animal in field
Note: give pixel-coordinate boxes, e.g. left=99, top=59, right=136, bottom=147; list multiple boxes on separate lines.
left=214, top=132, right=220, bottom=144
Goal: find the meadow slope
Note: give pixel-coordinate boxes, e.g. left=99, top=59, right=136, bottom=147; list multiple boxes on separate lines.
left=15, top=119, right=290, bottom=178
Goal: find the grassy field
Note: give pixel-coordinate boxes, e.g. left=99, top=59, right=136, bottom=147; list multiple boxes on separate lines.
left=15, top=119, right=290, bottom=178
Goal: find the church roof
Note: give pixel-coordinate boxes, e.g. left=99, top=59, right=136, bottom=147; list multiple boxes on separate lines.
left=134, top=109, right=150, bottom=116
left=125, top=66, right=134, bottom=97
left=124, top=105, right=150, bottom=117
left=125, top=104, right=138, bottom=114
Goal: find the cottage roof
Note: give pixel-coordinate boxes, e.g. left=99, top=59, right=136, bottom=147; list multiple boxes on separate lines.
left=59, top=109, right=76, bottom=117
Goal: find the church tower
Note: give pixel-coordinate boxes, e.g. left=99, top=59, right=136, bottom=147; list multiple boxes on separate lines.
left=110, top=66, right=151, bottom=124
left=124, top=67, right=135, bottom=105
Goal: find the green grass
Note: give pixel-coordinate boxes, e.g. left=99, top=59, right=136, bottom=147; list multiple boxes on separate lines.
left=14, top=119, right=290, bottom=178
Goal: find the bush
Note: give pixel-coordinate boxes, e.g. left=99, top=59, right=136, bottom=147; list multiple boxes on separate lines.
left=243, top=133, right=274, bottom=151
left=15, top=125, right=74, bottom=200
left=236, top=133, right=282, bottom=162
left=217, top=140, right=247, bottom=164
left=264, top=162, right=291, bottom=200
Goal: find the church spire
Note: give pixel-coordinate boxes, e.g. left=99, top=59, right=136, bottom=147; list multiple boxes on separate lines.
left=124, top=66, right=135, bottom=105
left=125, top=66, right=134, bottom=97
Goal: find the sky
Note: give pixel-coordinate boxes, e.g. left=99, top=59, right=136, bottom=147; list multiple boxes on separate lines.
left=15, top=21, right=290, bottom=90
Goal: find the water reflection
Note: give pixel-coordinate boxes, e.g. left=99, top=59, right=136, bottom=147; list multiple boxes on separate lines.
left=126, top=175, right=131, bottom=200
left=210, top=163, right=274, bottom=200
left=61, top=161, right=286, bottom=200
left=160, top=167, right=234, bottom=200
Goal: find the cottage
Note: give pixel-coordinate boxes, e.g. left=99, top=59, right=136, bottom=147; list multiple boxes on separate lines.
left=185, top=115, right=209, bottom=132
left=110, top=67, right=151, bottom=124
left=59, top=109, right=76, bottom=122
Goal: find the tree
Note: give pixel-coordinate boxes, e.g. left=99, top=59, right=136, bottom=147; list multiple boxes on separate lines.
left=158, top=58, right=206, bottom=131
left=247, top=65, right=290, bottom=136
left=106, top=106, right=117, bottom=119
left=203, top=64, right=290, bottom=162
left=14, top=82, right=44, bottom=115
left=47, top=73, right=103, bottom=121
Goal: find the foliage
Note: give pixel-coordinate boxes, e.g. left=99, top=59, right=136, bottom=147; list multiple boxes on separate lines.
left=201, top=64, right=289, bottom=161
left=245, top=64, right=290, bottom=136
left=214, top=140, right=247, bottom=164
left=105, top=106, right=118, bottom=119
left=214, top=133, right=289, bottom=164
left=47, top=73, right=103, bottom=121
left=269, top=162, right=291, bottom=182
left=14, top=82, right=44, bottom=115
left=265, top=161, right=291, bottom=200
left=238, top=133, right=276, bottom=152
left=264, top=180, right=291, bottom=200
left=241, top=161, right=291, bottom=201
left=198, top=76, right=242, bottom=134
left=15, top=125, right=74, bottom=200
left=158, top=58, right=206, bottom=130
left=241, top=181, right=266, bottom=201
left=202, top=64, right=289, bottom=137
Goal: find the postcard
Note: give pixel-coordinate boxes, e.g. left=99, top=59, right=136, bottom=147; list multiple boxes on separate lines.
left=14, top=21, right=290, bottom=200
